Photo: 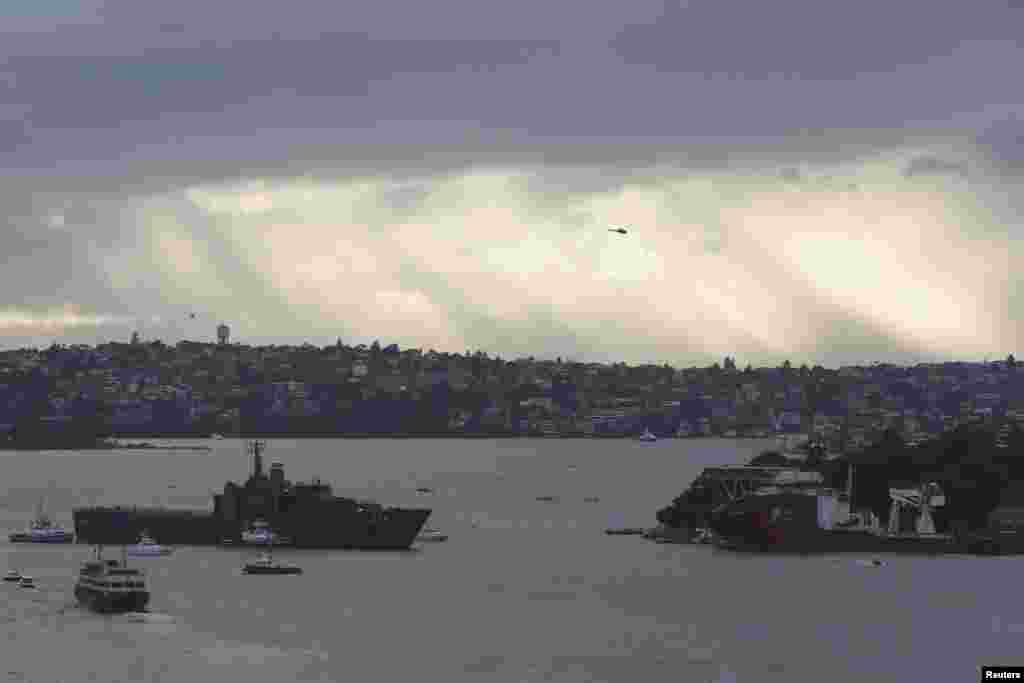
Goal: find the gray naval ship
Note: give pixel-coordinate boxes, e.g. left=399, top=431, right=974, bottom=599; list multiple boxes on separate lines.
left=75, top=440, right=431, bottom=549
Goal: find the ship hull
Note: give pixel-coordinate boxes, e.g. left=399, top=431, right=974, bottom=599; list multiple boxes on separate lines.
left=74, top=585, right=150, bottom=613
left=713, top=529, right=964, bottom=554
left=74, top=506, right=431, bottom=550
left=280, top=507, right=431, bottom=550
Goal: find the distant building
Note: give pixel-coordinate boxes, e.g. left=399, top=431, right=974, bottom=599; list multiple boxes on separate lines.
left=217, top=324, right=230, bottom=346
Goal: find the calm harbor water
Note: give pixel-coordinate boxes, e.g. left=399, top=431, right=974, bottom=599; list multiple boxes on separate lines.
left=0, top=438, right=1017, bottom=682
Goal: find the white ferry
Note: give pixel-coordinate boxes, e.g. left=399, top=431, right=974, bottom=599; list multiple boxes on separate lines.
left=74, top=548, right=150, bottom=613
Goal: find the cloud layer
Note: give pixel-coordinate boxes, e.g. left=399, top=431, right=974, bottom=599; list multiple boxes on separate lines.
left=1, top=0, right=1022, bottom=365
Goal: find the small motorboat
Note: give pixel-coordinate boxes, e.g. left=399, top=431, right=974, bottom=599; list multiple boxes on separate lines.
left=638, top=428, right=658, bottom=442
left=242, top=552, right=302, bottom=575
left=241, top=520, right=290, bottom=546
left=4, top=570, right=22, bottom=582
left=127, top=532, right=173, bottom=557
left=18, top=576, right=36, bottom=589
left=416, top=528, right=448, bottom=543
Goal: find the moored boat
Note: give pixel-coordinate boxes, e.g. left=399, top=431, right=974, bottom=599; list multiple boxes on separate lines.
left=126, top=531, right=173, bottom=556
left=241, top=520, right=291, bottom=546
left=9, top=500, right=74, bottom=543
left=74, top=547, right=150, bottom=613
left=708, top=487, right=959, bottom=554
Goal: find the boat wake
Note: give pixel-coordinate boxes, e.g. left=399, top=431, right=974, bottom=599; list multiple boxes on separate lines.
left=119, top=611, right=175, bottom=623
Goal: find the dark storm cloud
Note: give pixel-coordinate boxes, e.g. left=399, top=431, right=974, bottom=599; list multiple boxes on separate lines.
left=610, top=0, right=1020, bottom=80
left=5, top=33, right=559, bottom=132
left=1, top=0, right=1020, bottom=192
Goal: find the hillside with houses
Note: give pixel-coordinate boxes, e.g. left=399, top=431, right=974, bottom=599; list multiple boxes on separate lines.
left=0, top=336, right=1021, bottom=447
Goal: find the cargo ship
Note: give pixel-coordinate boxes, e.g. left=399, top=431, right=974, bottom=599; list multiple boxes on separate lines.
left=74, top=440, right=431, bottom=549
left=707, top=486, right=961, bottom=553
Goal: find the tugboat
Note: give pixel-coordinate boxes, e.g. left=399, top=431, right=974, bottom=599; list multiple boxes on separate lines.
left=4, top=570, right=22, bottom=583
left=126, top=531, right=173, bottom=557
left=242, top=541, right=302, bottom=575
left=9, top=500, right=74, bottom=543
left=74, top=546, right=150, bottom=613
left=240, top=520, right=291, bottom=546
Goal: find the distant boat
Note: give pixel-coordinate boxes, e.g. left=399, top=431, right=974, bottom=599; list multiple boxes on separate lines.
left=242, top=541, right=302, bottom=575
left=416, top=528, right=448, bottom=543
left=18, top=576, right=36, bottom=589
left=210, top=433, right=225, bottom=440
left=638, top=428, right=657, bottom=442
left=4, top=570, right=22, bottom=583
left=241, top=520, right=291, bottom=546
left=9, top=499, right=74, bottom=543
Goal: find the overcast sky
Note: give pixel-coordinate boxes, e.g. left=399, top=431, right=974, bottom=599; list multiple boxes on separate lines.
left=2, top=0, right=1023, bottom=367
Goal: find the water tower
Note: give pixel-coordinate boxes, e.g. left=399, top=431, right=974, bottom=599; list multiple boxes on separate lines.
left=217, top=323, right=230, bottom=346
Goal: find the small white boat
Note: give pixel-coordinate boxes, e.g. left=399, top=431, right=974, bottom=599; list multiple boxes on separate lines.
left=416, top=528, right=448, bottom=543
left=18, top=576, right=36, bottom=589
left=127, top=532, right=173, bottom=557
left=4, top=570, right=22, bottom=582
left=210, top=433, right=225, bottom=440
left=638, top=428, right=658, bottom=442
left=243, top=551, right=302, bottom=575
left=241, top=520, right=290, bottom=546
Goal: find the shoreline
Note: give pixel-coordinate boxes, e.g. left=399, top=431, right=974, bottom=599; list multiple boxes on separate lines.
left=0, top=433, right=785, bottom=450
